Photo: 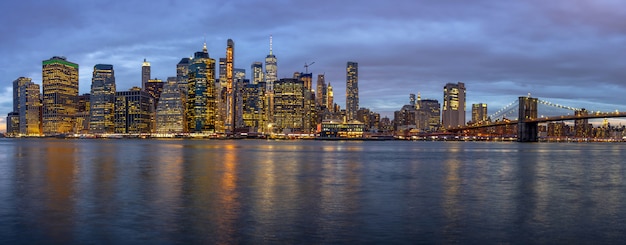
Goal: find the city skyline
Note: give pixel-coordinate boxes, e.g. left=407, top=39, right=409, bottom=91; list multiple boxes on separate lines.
left=2, top=0, right=626, bottom=132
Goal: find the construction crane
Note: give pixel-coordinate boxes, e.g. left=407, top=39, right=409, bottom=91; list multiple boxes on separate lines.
left=304, top=62, right=315, bottom=73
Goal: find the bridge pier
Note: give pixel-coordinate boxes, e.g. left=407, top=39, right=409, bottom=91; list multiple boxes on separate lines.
left=517, top=96, right=538, bottom=142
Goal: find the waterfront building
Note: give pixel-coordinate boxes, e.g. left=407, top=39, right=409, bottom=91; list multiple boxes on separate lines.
left=442, top=82, right=466, bottom=129
left=115, top=87, right=154, bottom=134
left=225, top=39, right=236, bottom=132
left=251, top=62, right=264, bottom=85
left=272, top=78, right=308, bottom=133
left=471, top=103, right=488, bottom=124
left=242, top=81, right=268, bottom=133
left=6, top=112, right=19, bottom=136
left=42, top=56, right=79, bottom=135
left=186, top=42, right=217, bottom=133
left=394, top=105, right=417, bottom=133
left=357, top=107, right=380, bottom=132
left=156, top=77, right=185, bottom=133
left=142, top=59, right=150, bottom=91
left=89, top=64, right=116, bottom=134
left=76, top=94, right=90, bottom=134
left=574, top=109, right=591, bottom=138
left=346, top=61, right=359, bottom=120
left=319, top=119, right=365, bottom=138
left=13, top=77, right=31, bottom=113
left=417, top=97, right=441, bottom=132
left=18, top=79, right=42, bottom=136
left=327, top=83, right=334, bottom=111
left=265, top=35, right=277, bottom=91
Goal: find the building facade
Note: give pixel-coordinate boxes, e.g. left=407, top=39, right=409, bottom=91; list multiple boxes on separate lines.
left=89, top=64, right=116, bottom=133
left=42, top=56, right=79, bottom=135
left=142, top=59, right=150, bottom=91
left=471, top=103, right=488, bottom=124
left=442, top=82, right=466, bottom=129
left=264, top=35, right=277, bottom=91
left=346, top=61, right=359, bottom=120
left=251, top=62, right=264, bottom=85
left=18, top=79, right=42, bottom=136
left=155, top=77, right=185, bottom=133
left=115, top=87, right=154, bottom=134
left=186, top=43, right=217, bottom=133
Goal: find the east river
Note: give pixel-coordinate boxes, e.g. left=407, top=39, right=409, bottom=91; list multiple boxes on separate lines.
left=0, top=138, right=625, bottom=244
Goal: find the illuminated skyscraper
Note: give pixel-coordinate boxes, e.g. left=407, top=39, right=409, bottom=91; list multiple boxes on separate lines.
left=316, top=74, right=327, bottom=107
left=89, top=64, right=116, bottom=133
left=14, top=78, right=42, bottom=136
left=251, top=62, right=264, bottom=85
left=265, top=35, right=277, bottom=91
left=417, top=97, right=441, bottom=132
left=442, top=82, right=466, bottom=128
left=226, top=39, right=236, bottom=132
left=346, top=61, right=359, bottom=120
left=142, top=58, right=150, bottom=91
left=115, top=87, right=154, bottom=133
left=76, top=94, right=90, bottom=133
left=327, top=83, right=334, bottom=111
left=42, top=56, right=79, bottom=135
left=176, top=57, right=191, bottom=94
left=145, top=78, right=164, bottom=106
left=272, top=78, right=306, bottom=133
left=186, top=42, right=217, bottom=132
left=471, top=103, right=488, bottom=124
left=242, top=81, right=267, bottom=133
left=13, top=77, right=31, bottom=113
left=156, top=77, right=185, bottom=133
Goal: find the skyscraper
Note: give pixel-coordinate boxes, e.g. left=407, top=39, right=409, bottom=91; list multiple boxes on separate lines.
left=115, top=87, right=154, bottom=133
left=327, top=83, right=334, bottom=111
left=15, top=78, right=42, bottom=136
left=442, top=82, right=466, bottom=129
left=89, top=64, right=116, bottom=133
left=226, top=39, right=236, bottom=132
left=176, top=57, right=191, bottom=94
left=251, top=62, right=264, bottom=85
left=272, top=78, right=306, bottom=133
left=13, top=77, right=31, bottom=114
left=142, top=58, right=151, bottom=91
left=316, top=74, right=327, bottom=108
left=346, top=61, right=359, bottom=121
left=42, top=56, right=79, bottom=135
left=265, top=35, right=277, bottom=91
left=156, top=77, right=185, bottom=133
left=186, top=42, right=217, bottom=132
left=471, top=103, right=488, bottom=124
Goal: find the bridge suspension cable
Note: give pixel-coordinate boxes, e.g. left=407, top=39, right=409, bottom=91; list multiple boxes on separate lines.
left=538, top=99, right=580, bottom=111
left=489, top=100, right=519, bottom=121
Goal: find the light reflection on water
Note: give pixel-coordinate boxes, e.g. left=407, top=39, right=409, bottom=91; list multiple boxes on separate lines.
left=0, top=139, right=626, bottom=244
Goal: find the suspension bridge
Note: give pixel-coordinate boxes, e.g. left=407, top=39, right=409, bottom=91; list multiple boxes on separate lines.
left=449, top=95, right=626, bottom=142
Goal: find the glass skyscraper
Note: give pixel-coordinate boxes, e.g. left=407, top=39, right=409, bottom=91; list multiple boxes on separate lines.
left=89, top=64, right=116, bottom=133
left=442, top=82, right=466, bottom=129
left=42, top=56, right=79, bottom=135
left=186, top=43, right=217, bottom=132
left=156, top=77, right=185, bottom=133
left=265, top=35, right=277, bottom=91
left=346, top=61, right=359, bottom=121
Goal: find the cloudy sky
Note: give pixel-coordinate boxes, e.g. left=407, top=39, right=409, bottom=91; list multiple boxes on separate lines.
left=2, top=0, right=626, bottom=131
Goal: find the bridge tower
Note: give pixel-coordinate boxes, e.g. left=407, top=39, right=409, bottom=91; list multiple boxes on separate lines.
left=517, top=96, right=538, bottom=142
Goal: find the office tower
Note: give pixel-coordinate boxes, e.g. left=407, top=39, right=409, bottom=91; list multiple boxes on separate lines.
left=471, top=103, right=488, bottom=123
left=176, top=57, right=191, bottom=94
left=410, top=94, right=416, bottom=107
left=316, top=74, right=327, bottom=108
left=265, top=35, right=277, bottom=91
left=251, top=62, right=264, bottom=85
left=442, top=82, right=466, bottom=129
left=89, top=64, right=116, bottom=134
left=226, top=39, right=235, bottom=132
left=574, top=109, right=590, bottom=138
left=6, top=112, right=19, bottom=136
left=142, top=58, right=150, bottom=91
left=242, top=81, right=267, bottom=132
left=300, top=73, right=313, bottom=92
left=76, top=94, right=90, bottom=133
left=145, top=78, right=164, bottom=106
left=115, top=87, right=154, bottom=133
left=42, top=56, right=79, bottom=135
left=186, top=42, right=217, bottom=132
left=13, top=77, right=31, bottom=113
left=417, top=98, right=441, bottom=132
left=272, top=78, right=306, bottom=133
left=234, top=68, right=246, bottom=129
left=156, top=77, right=185, bottom=133
left=394, top=105, right=417, bottom=131
left=17, top=79, right=42, bottom=136
left=327, top=83, right=334, bottom=111
left=346, top=61, right=359, bottom=120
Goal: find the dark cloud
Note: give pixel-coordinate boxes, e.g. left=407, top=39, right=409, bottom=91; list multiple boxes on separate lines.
left=2, top=0, right=626, bottom=130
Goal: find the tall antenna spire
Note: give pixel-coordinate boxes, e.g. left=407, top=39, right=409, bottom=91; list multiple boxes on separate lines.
left=203, top=35, right=207, bottom=52
left=269, top=35, right=273, bottom=55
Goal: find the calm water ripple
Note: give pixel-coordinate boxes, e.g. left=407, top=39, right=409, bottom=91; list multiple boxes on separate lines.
left=0, top=139, right=625, bottom=244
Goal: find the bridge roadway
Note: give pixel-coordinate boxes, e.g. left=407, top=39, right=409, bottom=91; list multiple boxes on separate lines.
left=449, top=111, right=626, bottom=132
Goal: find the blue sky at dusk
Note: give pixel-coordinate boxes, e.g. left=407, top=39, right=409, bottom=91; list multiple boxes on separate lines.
left=2, top=0, right=626, bottom=131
